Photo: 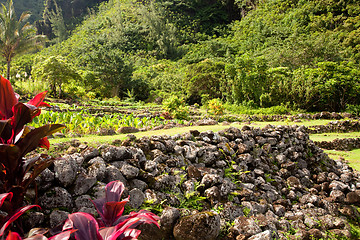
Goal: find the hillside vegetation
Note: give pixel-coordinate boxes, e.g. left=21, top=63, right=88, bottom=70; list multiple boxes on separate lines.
left=6, top=0, right=360, bottom=112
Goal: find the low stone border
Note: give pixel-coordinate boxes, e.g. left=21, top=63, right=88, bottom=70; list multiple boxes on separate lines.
left=315, top=138, right=360, bottom=151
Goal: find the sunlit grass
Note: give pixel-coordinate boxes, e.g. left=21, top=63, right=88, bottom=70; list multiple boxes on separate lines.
left=49, top=123, right=245, bottom=144
left=325, top=149, right=360, bottom=171
left=310, top=132, right=360, bottom=142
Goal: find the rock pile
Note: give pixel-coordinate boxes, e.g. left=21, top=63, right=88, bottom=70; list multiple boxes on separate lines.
left=307, top=120, right=360, bottom=134
left=315, top=137, right=360, bottom=151
left=29, top=125, right=360, bottom=239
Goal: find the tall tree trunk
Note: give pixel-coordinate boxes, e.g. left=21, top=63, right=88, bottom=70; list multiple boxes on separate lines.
left=6, top=60, right=10, bottom=80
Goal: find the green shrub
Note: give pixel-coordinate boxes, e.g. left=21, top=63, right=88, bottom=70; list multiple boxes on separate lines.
left=207, top=98, right=225, bottom=115
left=346, top=104, right=360, bottom=116
left=162, top=95, right=189, bottom=120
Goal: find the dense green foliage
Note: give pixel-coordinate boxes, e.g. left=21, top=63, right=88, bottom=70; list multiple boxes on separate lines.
left=5, top=0, right=360, bottom=112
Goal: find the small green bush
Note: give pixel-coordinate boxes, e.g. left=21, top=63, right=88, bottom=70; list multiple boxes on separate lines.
left=207, top=98, right=225, bottom=115
left=346, top=104, right=360, bottom=116
left=162, top=95, right=189, bottom=120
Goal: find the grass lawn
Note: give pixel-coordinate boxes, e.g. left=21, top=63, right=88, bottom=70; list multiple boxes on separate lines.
left=325, top=149, right=360, bottom=171
left=310, top=132, right=360, bottom=142
left=49, top=123, right=245, bottom=144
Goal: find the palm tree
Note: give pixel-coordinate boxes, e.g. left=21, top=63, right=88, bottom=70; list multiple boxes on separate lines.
left=0, top=0, right=45, bottom=80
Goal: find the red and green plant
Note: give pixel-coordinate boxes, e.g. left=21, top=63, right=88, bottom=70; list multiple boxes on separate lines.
left=0, top=75, right=65, bottom=234
left=63, top=180, right=160, bottom=240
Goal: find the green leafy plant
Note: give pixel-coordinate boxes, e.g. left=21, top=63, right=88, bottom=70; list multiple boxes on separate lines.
left=207, top=98, right=225, bottom=116
left=162, top=95, right=189, bottom=120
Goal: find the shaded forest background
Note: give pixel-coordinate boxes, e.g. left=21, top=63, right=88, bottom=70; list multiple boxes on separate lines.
left=2, top=0, right=360, bottom=112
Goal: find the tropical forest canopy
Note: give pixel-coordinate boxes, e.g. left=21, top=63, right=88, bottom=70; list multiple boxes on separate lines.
left=4, top=0, right=360, bottom=112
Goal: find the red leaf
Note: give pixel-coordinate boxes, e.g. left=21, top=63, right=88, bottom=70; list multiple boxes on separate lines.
left=38, top=137, right=50, bottom=150
left=5, top=231, right=22, bottom=240
left=0, top=76, right=18, bottom=119
left=0, top=192, right=13, bottom=207
left=102, top=199, right=129, bottom=226
left=114, top=210, right=160, bottom=229
left=0, top=144, right=22, bottom=177
left=48, top=230, right=76, bottom=240
left=105, top=181, right=125, bottom=202
left=91, top=181, right=127, bottom=226
left=27, top=92, right=49, bottom=108
left=17, top=124, right=65, bottom=157
left=0, top=205, right=40, bottom=237
left=10, top=103, right=32, bottom=144
left=63, top=212, right=102, bottom=240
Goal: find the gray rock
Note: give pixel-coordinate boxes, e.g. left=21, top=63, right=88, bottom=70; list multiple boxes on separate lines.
left=173, top=211, right=220, bottom=240
left=77, top=207, right=97, bottom=215
left=248, top=230, right=272, bottom=240
left=54, top=156, right=78, bottom=187
left=39, top=187, right=73, bottom=210
left=75, top=195, right=94, bottom=211
left=345, top=191, right=360, bottom=204
left=330, top=190, right=345, bottom=202
left=129, top=188, right=145, bottom=209
left=304, top=216, right=320, bottom=229
left=102, top=146, right=132, bottom=162
left=153, top=175, right=176, bottom=191
left=50, top=210, right=69, bottom=228
left=329, top=180, right=349, bottom=191
left=286, top=176, right=302, bottom=189
left=87, top=157, right=106, bottom=181
left=129, top=179, right=148, bottom=191
left=120, top=164, right=140, bottom=179
left=92, top=182, right=107, bottom=199
left=73, top=172, right=97, bottom=196
left=160, top=207, right=181, bottom=233
left=35, top=168, right=55, bottom=191
left=82, top=147, right=100, bottom=161
left=230, top=216, right=262, bottom=237
left=117, top=126, right=139, bottom=134
left=23, top=212, right=44, bottom=230
left=144, top=160, right=158, bottom=172
left=201, top=174, right=223, bottom=188
left=205, top=186, right=220, bottom=204
left=105, top=165, right=128, bottom=184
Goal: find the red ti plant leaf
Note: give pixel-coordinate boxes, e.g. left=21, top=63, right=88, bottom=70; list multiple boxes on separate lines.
left=0, top=205, right=40, bottom=237
left=5, top=231, right=22, bottom=240
left=0, top=76, right=18, bottom=120
left=47, top=230, right=75, bottom=240
left=91, top=181, right=128, bottom=227
left=0, top=120, right=12, bottom=144
left=26, top=91, right=50, bottom=108
left=21, top=154, right=55, bottom=190
left=63, top=212, right=102, bottom=240
left=38, top=137, right=50, bottom=150
left=10, top=103, right=32, bottom=144
left=0, top=192, right=13, bottom=208
left=113, top=210, right=160, bottom=237
left=0, top=144, right=21, bottom=182
left=17, top=124, right=65, bottom=157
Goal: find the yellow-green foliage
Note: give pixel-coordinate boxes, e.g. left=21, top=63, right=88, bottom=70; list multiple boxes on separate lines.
left=207, top=98, right=225, bottom=116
